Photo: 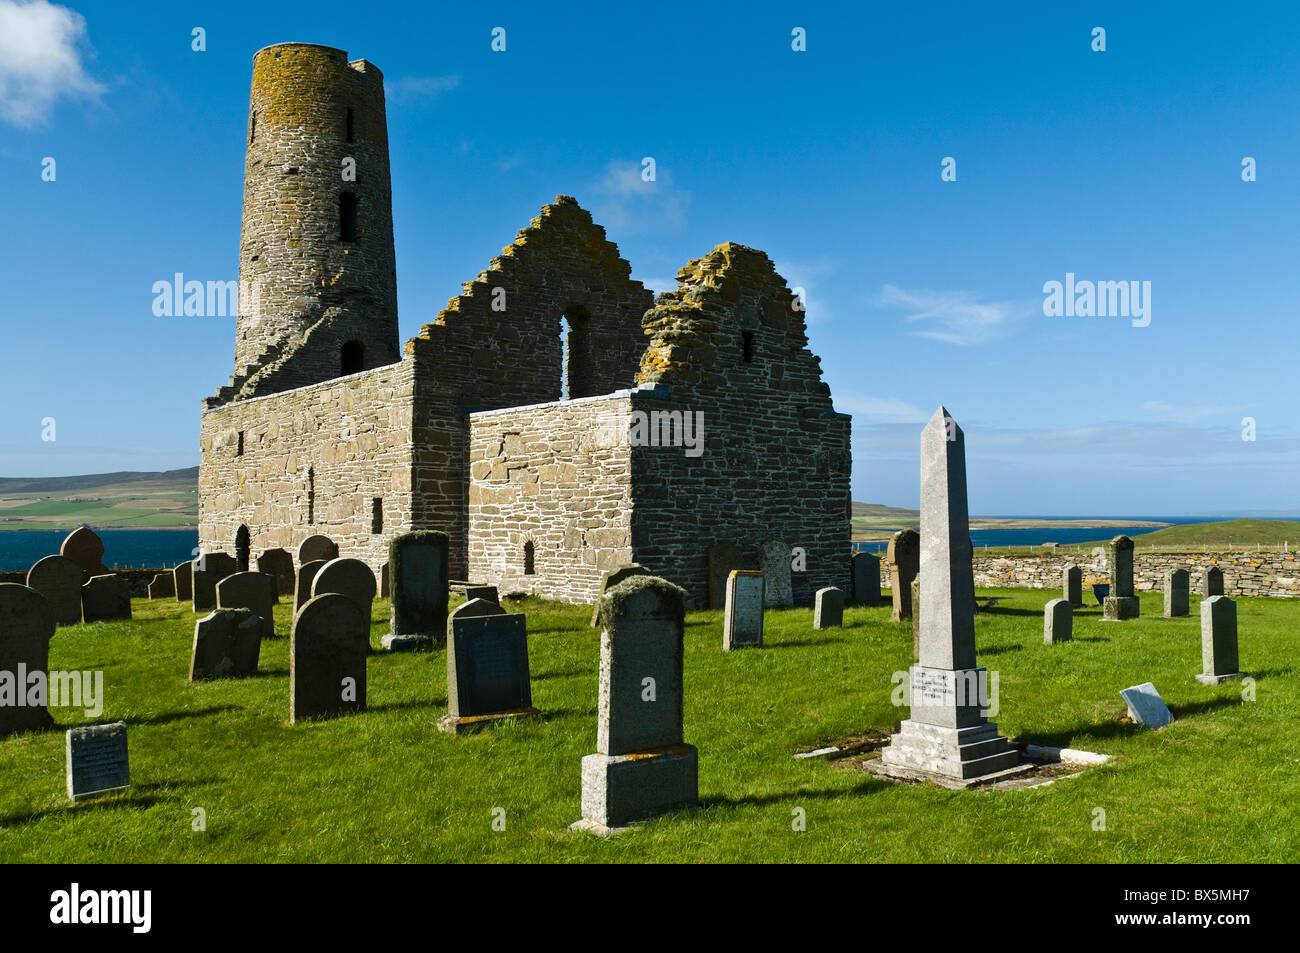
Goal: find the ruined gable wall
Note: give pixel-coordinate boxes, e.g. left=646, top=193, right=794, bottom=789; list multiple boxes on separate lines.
left=465, top=394, right=635, bottom=602
left=628, top=244, right=853, bottom=606
left=199, top=359, right=415, bottom=579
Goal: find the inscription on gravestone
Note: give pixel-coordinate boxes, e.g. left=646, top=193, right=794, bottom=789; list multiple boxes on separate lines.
left=439, top=605, right=537, bottom=733
left=723, top=570, right=764, bottom=650
left=66, top=722, right=130, bottom=801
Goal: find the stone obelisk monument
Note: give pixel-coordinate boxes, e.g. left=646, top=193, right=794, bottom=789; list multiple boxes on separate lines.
left=875, top=407, right=1025, bottom=786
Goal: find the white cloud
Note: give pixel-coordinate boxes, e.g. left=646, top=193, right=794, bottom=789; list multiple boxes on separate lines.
left=876, top=284, right=1033, bottom=346
left=0, top=0, right=105, bottom=127
left=835, top=393, right=929, bottom=424
left=589, top=159, right=690, bottom=232
left=384, top=74, right=459, bottom=104
left=1141, top=400, right=1234, bottom=426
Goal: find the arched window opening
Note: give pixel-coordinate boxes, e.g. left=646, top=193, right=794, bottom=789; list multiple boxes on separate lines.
left=346, top=107, right=355, bottom=143
left=523, top=540, right=535, bottom=575
left=235, top=525, right=251, bottom=573
left=340, top=191, right=358, bottom=242
left=341, top=340, right=365, bottom=375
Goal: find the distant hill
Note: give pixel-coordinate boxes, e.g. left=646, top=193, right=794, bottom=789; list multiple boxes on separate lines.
left=1085, top=518, right=1300, bottom=549
left=851, top=502, right=919, bottom=519
left=0, top=467, right=198, bottom=530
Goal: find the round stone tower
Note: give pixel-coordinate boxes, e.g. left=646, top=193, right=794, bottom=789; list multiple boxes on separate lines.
left=233, top=43, right=399, bottom=397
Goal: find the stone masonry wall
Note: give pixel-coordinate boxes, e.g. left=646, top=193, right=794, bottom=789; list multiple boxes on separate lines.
left=198, top=359, right=415, bottom=579
left=466, top=394, right=634, bottom=602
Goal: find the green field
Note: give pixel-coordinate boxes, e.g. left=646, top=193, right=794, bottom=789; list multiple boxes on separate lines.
left=2, top=587, right=1295, bottom=863
left=1080, top=518, right=1300, bottom=550
left=0, top=468, right=197, bottom=531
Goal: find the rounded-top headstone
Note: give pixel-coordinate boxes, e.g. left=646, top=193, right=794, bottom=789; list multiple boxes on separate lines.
left=312, top=558, right=377, bottom=614
left=298, top=535, right=339, bottom=566
left=291, top=592, right=369, bottom=723
left=60, top=526, right=108, bottom=578
left=0, top=583, right=55, bottom=735
left=27, top=554, right=84, bottom=626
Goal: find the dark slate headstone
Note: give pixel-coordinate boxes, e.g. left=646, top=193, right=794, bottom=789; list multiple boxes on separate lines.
left=190, top=608, right=262, bottom=680
left=297, top=534, right=338, bottom=566
left=0, top=583, right=54, bottom=737
left=173, top=560, right=193, bottom=602
left=256, top=548, right=295, bottom=603
left=1063, top=564, right=1083, bottom=606
left=217, top=571, right=277, bottom=641
left=380, top=562, right=390, bottom=598
left=81, top=574, right=131, bottom=622
left=147, top=572, right=175, bottom=599
left=887, top=529, right=920, bottom=621
left=192, top=552, right=236, bottom=612
left=465, top=585, right=499, bottom=606
left=707, top=542, right=744, bottom=610
left=312, top=558, right=377, bottom=629
left=290, top=593, right=368, bottom=723
left=1110, top=535, right=1135, bottom=597
left=60, top=526, right=108, bottom=579
left=294, top=559, right=328, bottom=618
left=439, top=605, right=537, bottom=734
left=26, top=554, right=83, bottom=626
left=813, top=587, right=845, bottom=629
left=576, top=575, right=696, bottom=832
left=1164, top=568, right=1190, bottom=618
left=851, top=552, right=881, bottom=603
left=1202, top=565, right=1224, bottom=597
left=759, top=539, right=794, bottom=607
left=589, top=564, right=649, bottom=626
left=385, top=531, right=449, bottom=651
left=66, top=722, right=130, bottom=801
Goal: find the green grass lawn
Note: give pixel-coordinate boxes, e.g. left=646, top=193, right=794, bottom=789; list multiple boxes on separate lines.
left=2, top=587, right=1297, bottom=863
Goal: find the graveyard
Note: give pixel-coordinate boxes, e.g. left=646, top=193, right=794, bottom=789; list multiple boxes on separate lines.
left=2, top=580, right=1295, bottom=862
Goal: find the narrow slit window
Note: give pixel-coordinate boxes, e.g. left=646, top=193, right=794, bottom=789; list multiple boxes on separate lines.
left=742, top=331, right=755, bottom=363
left=307, top=467, right=315, bottom=525
left=340, top=191, right=358, bottom=242
left=249, top=111, right=256, bottom=144
left=371, top=498, right=383, bottom=534
left=346, top=108, right=355, bottom=143
left=236, top=431, right=245, bottom=456
left=523, top=540, right=535, bottom=575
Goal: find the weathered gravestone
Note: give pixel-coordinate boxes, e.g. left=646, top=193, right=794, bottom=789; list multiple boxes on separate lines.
left=190, top=608, right=262, bottom=680
left=173, top=560, right=193, bottom=602
left=66, top=722, right=130, bottom=801
left=876, top=408, right=1024, bottom=786
left=1198, top=596, right=1242, bottom=685
left=297, top=534, right=338, bottom=566
left=1063, top=564, right=1082, bottom=606
left=1164, top=568, right=1190, bottom=618
left=60, top=526, right=108, bottom=579
left=81, top=574, right=131, bottom=622
left=147, top=572, right=174, bottom=599
left=438, top=600, right=538, bottom=734
left=574, top=576, right=697, bottom=833
left=312, top=558, right=377, bottom=622
left=192, top=552, right=237, bottom=612
left=1120, top=682, right=1174, bottom=729
left=290, top=593, right=368, bottom=723
left=707, top=542, right=744, bottom=610
left=465, top=585, right=499, bottom=606
left=759, top=540, right=794, bottom=607
left=1102, top=535, right=1140, bottom=620
left=0, top=584, right=55, bottom=736
left=217, top=571, right=277, bottom=641
left=1201, top=565, right=1224, bottom=597
left=589, top=564, right=649, bottom=626
left=1044, top=598, right=1072, bottom=644
left=385, top=531, right=448, bottom=651
left=722, top=570, right=764, bottom=651
left=887, top=529, right=920, bottom=622
left=26, top=554, right=83, bottom=626
left=851, top=551, right=881, bottom=603
left=257, top=548, right=295, bottom=602
left=294, top=559, right=328, bottom=617
left=813, top=587, right=845, bottom=629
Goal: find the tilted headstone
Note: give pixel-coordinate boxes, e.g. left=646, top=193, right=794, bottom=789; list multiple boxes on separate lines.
left=0, top=584, right=55, bottom=736
left=60, top=526, right=108, bottom=579
left=297, top=534, right=338, bottom=566
left=294, top=559, right=328, bottom=618
left=575, top=576, right=697, bottom=831
left=887, top=529, right=920, bottom=621
left=851, top=551, right=881, bottom=603
left=589, top=564, right=649, bottom=626
left=1120, top=682, right=1174, bottom=729
left=722, top=570, right=764, bottom=651
left=1164, top=569, right=1190, bottom=618
left=465, top=585, right=499, bottom=606
left=256, top=548, right=295, bottom=602
left=438, top=602, right=537, bottom=734
left=217, top=571, right=277, bottom=641
left=173, top=560, right=193, bottom=602
left=878, top=408, right=1022, bottom=784
left=1062, top=564, right=1082, bottom=606
left=81, top=574, right=131, bottom=623
left=26, top=554, right=83, bottom=626
left=66, top=722, right=130, bottom=801
left=1198, top=596, right=1242, bottom=685
left=707, top=542, right=744, bottom=610
left=813, top=587, right=845, bottom=629
left=1201, top=566, right=1224, bottom=597
left=190, top=608, right=262, bottom=680
left=759, top=540, right=794, bottom=608
left=1044, top=598, right=1072, bottom=644
left=384, top=531, right=448, bottom=651
left=147, top=572, right=175, bottom=599
left=192, top=552, right=236, bottom=612
left=1103, top=535, right=1139, bottom=620
left=290, top=593, right=368, bottom=723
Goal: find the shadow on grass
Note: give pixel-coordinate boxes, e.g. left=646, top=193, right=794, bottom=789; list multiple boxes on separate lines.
left=0, top=792, right=170, bottom=829
left=1072, top=635, right=1112, bottom=643
left=1169, top=697, right=1241, bottom=719
left=1014, top=720, right=1143, bottom=747
left=130, top=705, right=242, bottom=726
left=533, top=667, right=593, bottom=681
left=977, top=607, right=1041, bottom=618
left=980, top=643, right=1023, bottom=656
left=701, top=779, right=884, bottom=809
left=1244, top=667, right=1292, bottom=681
left=367, top=698, right=439, bottom=714
left=768, top=636, right=847, bottom=649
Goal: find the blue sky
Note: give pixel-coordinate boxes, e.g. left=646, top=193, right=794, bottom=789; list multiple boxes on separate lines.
left=2, top=0, right=1297, bottom=515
